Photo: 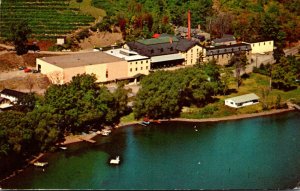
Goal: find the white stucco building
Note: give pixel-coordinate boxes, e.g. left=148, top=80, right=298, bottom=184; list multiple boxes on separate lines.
left=247, top=40, right=274, bottom=54
left=225, top=93, right=260, bottom=108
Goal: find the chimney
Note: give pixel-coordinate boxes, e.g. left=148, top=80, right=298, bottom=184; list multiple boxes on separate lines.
left=188, top=10, right=191, bottom=40
left=169, top=37, right=173, bottom=44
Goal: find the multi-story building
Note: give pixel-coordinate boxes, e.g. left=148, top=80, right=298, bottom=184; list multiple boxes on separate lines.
left=204, top=43, right=252, bottom=65
left=125, top=35, right=203, bottom=69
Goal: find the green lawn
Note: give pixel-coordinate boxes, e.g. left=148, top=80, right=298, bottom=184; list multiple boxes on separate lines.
left=181, top=73, right=300, bottom=119
left=69, top=0, right=106, bottom=20
left=122, top=73, right=300, bottom=121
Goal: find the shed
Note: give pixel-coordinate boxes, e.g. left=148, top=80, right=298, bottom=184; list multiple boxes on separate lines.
left=225, top=93, right=259, bottom=108
left=0, top=89, right=26, bottom=103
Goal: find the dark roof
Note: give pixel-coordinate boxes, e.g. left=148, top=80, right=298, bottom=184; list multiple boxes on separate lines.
left=0, top=89, right=27, bottom=99
left=137, top=36, right=179, bottom=45
left=176, top=39, right=199, bottom=52
left=212, top=35, right=236, bottom=43
left=206, top=43, right=251, bottom=56
left=126, top=36, right=200, bottom=57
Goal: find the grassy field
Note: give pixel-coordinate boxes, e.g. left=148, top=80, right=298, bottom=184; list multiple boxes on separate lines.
left=0, top=0, right=98, bottom=40
left=69, top=0, right=105, bottom=21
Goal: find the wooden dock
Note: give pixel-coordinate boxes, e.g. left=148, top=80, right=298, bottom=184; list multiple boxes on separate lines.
left=293, top=104, right=300, bottom=110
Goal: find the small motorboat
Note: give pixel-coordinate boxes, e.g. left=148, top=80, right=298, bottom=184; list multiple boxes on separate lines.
left=33, top=162, right=48, bottom=167
left=110, top=156, right=120, bottom=165
left=59, top=146, right=67, bottom=150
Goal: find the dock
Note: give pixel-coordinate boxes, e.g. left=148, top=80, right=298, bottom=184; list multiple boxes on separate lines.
left=293, top=104, right=300, bottom=111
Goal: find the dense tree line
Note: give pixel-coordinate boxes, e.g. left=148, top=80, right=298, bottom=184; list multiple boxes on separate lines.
left=133, top=61, right=224, bottom=119
left=91, top=0, right=300, bottom=48
left=253, top=55, right=300, bottom=90
left=0, top=74, right=130, bottom=160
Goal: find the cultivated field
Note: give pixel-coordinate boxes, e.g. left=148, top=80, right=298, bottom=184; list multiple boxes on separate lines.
left=0, top=0, right=95, bottom=39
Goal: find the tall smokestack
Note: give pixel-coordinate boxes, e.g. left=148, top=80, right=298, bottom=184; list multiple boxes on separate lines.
left=188, top=10, right=191, bottom=40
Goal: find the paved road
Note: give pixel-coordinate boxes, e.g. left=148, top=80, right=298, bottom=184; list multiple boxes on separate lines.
left=0, top=67, right=37, bottom=81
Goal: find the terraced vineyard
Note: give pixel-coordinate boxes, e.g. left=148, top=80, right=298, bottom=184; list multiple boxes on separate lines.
left=0, top=0, right=95, bottom=39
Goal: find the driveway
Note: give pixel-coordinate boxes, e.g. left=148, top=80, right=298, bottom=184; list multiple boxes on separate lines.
left=0, top=68, right=37, bottom=81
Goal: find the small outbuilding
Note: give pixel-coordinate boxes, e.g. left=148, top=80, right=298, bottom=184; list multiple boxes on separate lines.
left=225, top=93, right=260, bottom=108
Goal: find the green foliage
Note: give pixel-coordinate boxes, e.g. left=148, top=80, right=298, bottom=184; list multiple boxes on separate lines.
left=0, top=73, right=129, bottom=162
left=253, top=63, right=272, bottom=76
left=8, top=20, right=32, bottom=55
left=228, top=52, right=249, bottom=88
left=0, top=111, right=27, bottom=157
left=133, top=65, right=223, bottom=119
left=0, top=0, right=95, bottom=40
left=271, top=56, right=299, bottom=90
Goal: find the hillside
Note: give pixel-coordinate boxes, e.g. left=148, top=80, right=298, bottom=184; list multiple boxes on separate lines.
left=92, top=0, right=300, bottom=46
left=0, top=0, right=97, bottom=40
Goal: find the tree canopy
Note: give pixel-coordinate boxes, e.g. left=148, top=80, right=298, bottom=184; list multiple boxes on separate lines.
left=0, top=74, right=130, bottom=160
left=133, top=62, right=223, bottom=119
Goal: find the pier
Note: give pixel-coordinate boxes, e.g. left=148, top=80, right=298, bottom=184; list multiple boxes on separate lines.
left=293, top=104, right=300, bottom=111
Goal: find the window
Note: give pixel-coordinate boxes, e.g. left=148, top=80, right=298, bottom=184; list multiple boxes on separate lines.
left=141, top=67, right=143, bottom=70
left=136, top=68, right=138, bottom=71
left=146, top=60, right=148, bottom=63
left=130, top=62, right=132, bottom=65
left=106, top=70, right=108, bottom=78
left=146, top=66, right=148, bottom=69
left=151, top=49, right=154, bottom=53
left=136, top=62, right=137, bottom=64
left=130, top=68, right=132, bottom=72
left=141, top=61, right=143, bottom=64
left=264, top=42, right=265, bottom=45
left=160, top=48, right=164, bottom=52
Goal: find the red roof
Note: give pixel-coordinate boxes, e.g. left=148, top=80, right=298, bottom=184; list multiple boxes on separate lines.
left=152, top=33, right=160, bottom=38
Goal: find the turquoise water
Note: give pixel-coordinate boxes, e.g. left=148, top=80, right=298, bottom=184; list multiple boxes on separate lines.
left=1, top=112, right=300, bottom=189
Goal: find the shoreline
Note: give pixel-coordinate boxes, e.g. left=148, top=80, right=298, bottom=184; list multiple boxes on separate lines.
left=61, top=108, right=296, bottom=146
left=0, top=108, right=297, bottom=187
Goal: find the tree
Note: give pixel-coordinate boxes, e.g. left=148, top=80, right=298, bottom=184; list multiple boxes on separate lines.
left=221, top=67, right=234, bottom=95
left=133, top=66, right=219, bottom=119
left=228, top=51, right=248, bottom=88
left=8, top=20, right=32, bottom=55
left=271, top=56, right=298, bottom=90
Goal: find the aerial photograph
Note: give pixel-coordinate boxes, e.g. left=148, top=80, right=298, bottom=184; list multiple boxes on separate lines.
left=0, top=0, right=299, bottom=190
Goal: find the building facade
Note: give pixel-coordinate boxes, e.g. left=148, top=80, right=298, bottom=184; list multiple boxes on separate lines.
left=247, top=40, right=274, bottom=54
left=36, top=52, right=129, bottom=84
left=225, top=93, right=260, bottom=108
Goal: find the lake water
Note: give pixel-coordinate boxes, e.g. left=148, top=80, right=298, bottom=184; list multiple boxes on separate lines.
left=1, top=111, right=300, bottom=190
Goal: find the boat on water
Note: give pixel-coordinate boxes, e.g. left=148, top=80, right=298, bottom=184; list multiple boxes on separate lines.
left=139, top=120, right=150, bottom=126
left=101, top=131, right=110, bottom=136
left=33, top=162, right=48, bottom=167
left=110, top=156, right=120, bottom=165
left=59, top=146, right=67, bottom=150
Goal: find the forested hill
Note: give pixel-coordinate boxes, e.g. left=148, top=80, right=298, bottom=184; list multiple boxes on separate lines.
left=92, top=0, right=300, bottom=47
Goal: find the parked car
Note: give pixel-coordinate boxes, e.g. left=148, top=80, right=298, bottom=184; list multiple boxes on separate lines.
left=18, top=66, right=26, bottom=70
left=24, top=68, right=32, bottom=73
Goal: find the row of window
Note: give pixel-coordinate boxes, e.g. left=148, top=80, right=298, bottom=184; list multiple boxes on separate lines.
left=252, top=41, right=272, bottom=47
left=130, top=60, right=149, bottom=65
left=130, top=66, right=149, bottom=72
